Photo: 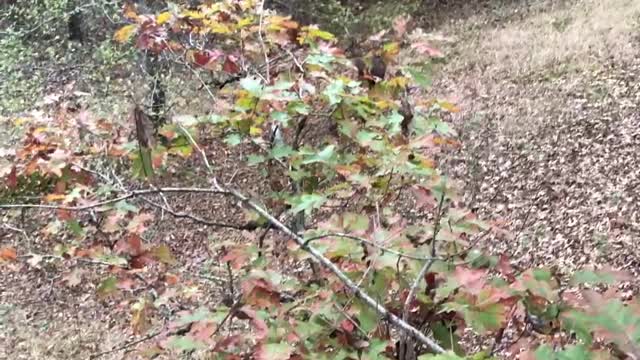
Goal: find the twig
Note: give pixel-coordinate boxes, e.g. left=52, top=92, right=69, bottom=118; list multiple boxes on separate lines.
left=140, top=198, right=248, bottom=230
left=226, top=169, right=240, bottom=184
left=71, top=163, right=112, bottom=184
left=3, top=224, right=33, bottom=247
left=286, top=48, right=305, bottom=74
left=177, top=123, right=214, bottom=171
left=445, top=228, right=491, bottom=259
left=340, top=249, right=379, bottom=319
left=89, top=328, right=164, bottom=359
left=257, top=0, right=270, bottom=83
left=214, top=181, right=445, bottom=353
left=163, top=42, right=218, bottom=100
left=226, top=262, right=235, bottom=298
left=18, top=253, right=130, bottom=269
left=212, top=298, right=243, bottom=337
left=257, top=208, right=286, bottom=256
left=197, top=274, right=227, bottom=284
left=333, top=303, right=369, bottom=337
left=0, top=187, right=231, bottom=211
left=399, top=191, right=446, bottom=356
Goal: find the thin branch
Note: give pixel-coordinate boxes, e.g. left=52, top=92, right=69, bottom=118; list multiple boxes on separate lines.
left=286, top=48, right=305, bottom=74
left=333, top=303, right=369, bottom=337
left=211, top=298, right=243, bottom=337
left=3, top=224, right=32, bottom=244
left=89, top=325, right=179, bottom=360
left=214, top=181, right=445, bottom=353
left=18, top=253, right=130, bottom=269
left=0, top=187, right=231, bottom=211
left=257, top=0, right=270, bottom=83
left=177, top=123, right=214, bottom=172
left=399, top=191, right=446, bottom=355
left=162, top=41, right=218, bottom=100
left=226, top=261, right=235, bottom=298
left=140, top=198, right=249, bottom=230
left=71, top=163, right=112, bottom=184
left=340, top=249, right=379, bottom=319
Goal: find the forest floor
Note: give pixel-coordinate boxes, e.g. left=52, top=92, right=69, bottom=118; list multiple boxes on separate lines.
left=2, top=0, right=640, bottom=359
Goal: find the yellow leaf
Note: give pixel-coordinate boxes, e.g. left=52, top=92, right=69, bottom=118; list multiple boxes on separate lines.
left=123, top=3, right=138, bottom=21
left=33, top=127, right=48, bottom=135
left=45, top=194, right=66, bottom=202
left=383, top=42, right=400, bottom=57
left=387, top=76, right=409, bottom=89
left=306, top=27, right=334, bottom=41
left=131, top=298, right=151, bottom=335
left=249, top=127, right=263, bottom=136
left=209, top=22, right=232, bottom=34
left=156, top=12, right=172, bottom=25
left=237, top=16, right=254, bottom=28
left=151, top=244, right=176, bottom=265
left=182, top=10, right=205, bottom=19
left=13, top=117, right=29, bottom=126
left=437, top=101, right=460, bottom=113
left=374, top=100, right=393, bottom=109
left=114, top=24, right=137, bottom=43
left=267, top=15, right=297, bottom=31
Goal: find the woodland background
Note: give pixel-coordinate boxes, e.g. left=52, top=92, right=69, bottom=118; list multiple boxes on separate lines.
left=2, top=0, right=640, bottom=359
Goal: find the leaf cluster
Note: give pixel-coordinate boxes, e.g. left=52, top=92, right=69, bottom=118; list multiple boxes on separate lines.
left=1, top=1, right=639, bottom=359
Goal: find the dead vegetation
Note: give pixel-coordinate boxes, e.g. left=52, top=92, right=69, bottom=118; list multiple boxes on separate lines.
left=434, top=0, right=640, bottom=274
left=2, top=0, right=640, bottom=358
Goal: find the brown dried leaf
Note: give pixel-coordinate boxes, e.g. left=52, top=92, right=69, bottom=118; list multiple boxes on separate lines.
left=0, top=247, right=17, bottom=262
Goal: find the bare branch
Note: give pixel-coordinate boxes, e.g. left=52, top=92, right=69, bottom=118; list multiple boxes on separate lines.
left=18, top=253, right=130, bottom=268
left=400, top=191, right=446, bottom=356
left=0, top=187, right=231, bottom=212
left=215, top=182, right=445, bottom=354
left=177, top=124, right=214, bottom=172
left=257, top=0, right=270, bottom=83
left=140, top=197, right=249, bottom=230
left=3, top=224, right=33, bottom=245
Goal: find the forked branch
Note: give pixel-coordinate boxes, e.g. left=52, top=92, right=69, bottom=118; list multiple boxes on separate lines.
left=216, top=181, right=446, bottom=354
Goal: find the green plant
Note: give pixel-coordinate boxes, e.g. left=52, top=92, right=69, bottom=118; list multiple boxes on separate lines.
left=1, top=1, right=638, bottom=359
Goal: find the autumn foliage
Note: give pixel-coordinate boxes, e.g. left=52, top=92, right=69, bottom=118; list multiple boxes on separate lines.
left=2, top=1, right=640, bottom=359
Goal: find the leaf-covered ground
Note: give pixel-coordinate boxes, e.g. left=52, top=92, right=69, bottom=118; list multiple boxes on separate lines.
left=435, top=0, right=640, bottom=276
left=2, top=0, right=640, bottom=358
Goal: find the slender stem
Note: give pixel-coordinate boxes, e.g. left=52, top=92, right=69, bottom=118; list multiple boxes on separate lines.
left=216, top=182, right=445, bottom=353
left=140, top=198, right=246, bottom=230
left=257, top=0, right=270, bottom=83
left=400, top=191, right=446, bottom=351
left=0, top=187, right=230, bottom=211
